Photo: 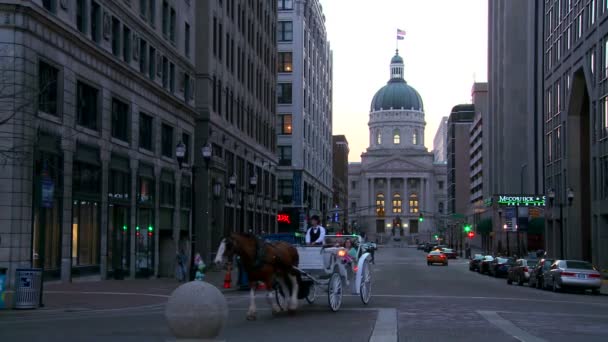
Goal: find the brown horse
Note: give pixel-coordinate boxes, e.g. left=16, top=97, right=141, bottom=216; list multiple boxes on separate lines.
left=214, top=233, right=300, bottom=320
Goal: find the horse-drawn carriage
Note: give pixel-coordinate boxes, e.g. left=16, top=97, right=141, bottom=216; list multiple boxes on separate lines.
left=272, top=234, right=373, bottom=312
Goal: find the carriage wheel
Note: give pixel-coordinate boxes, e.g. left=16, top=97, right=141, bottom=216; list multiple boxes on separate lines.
left=274, top=281, right=288, bottom=311
left=360, top=259, right=372, bottom=305
left=328, top=272, right=343, bottom=312
left=305, top=282, right=316, bottom=304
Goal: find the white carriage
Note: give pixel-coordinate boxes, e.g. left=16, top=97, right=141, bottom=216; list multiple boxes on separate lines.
left=274, top=234, right=373, bottom=312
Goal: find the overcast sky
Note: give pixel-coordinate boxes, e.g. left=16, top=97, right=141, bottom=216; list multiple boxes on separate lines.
left=320, top=0, right=488, bottom=162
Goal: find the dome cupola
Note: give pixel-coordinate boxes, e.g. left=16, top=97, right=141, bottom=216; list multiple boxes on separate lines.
left=370, top=50, right=423, bottom=112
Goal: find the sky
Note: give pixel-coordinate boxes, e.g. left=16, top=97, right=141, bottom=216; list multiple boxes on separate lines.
left=320, top=0, right=488, bottom=162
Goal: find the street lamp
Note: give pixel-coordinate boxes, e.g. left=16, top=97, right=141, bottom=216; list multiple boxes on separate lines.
left=176, top=141, right=187, bottom=168
left=201, top=143, right=212, bottom=160
left=212, top=182, right=221, bottom=199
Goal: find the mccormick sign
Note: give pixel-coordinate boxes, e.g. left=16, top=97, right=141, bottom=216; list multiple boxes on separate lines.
left=497, top=195, right=546, bottom=207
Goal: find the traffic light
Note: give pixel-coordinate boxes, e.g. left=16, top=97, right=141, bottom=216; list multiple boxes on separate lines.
left=418, top=213, right=424, bottom=222
left=464, top=224, right=471, bottom=233
left=467, top=231, right=476, bottom=239
left=434, top=234, right=439, bottom=240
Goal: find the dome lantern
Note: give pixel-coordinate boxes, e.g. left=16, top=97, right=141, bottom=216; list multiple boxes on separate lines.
left=390, top=49, right=404, bottom=80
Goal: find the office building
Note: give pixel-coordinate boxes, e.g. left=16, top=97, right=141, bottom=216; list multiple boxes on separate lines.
left=0, top=0, right=196, bottom=286
left=331, top=135, right=349, bottom=230
left=433, top=117, right=448, bottom=163
left=275, top=0, right=333, bottom=231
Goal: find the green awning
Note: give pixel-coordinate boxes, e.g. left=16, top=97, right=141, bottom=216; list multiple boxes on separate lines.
left=528, top=218, right=545, bottom=234
left=477, top=218, right=492, bottom=234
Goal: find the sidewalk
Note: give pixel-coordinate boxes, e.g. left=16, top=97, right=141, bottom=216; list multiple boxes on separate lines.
left=0, top=268, right=236, bottom=311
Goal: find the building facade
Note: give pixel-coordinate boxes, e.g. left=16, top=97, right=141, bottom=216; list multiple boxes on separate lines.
left=193, top=0, right=279, bottom=262
left=541, top=0, right=608, bottom=269
left=433, top=116, right=448, bottom=163
left=331, top=135, right=349, bottom=230
left=447, top=105, right=474, bottom=218
left=276, top=0, right=333, bottom=232
left=349, top=51, right=447, bottom=243
left=0, top=0, right=196, bottom=286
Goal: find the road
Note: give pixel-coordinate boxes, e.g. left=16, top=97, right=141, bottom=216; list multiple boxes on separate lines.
left=1, top=246, right=607, bottom=341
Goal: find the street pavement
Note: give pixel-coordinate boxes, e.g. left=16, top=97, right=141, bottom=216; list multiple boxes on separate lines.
left=1, top=246, right=608, bottom=341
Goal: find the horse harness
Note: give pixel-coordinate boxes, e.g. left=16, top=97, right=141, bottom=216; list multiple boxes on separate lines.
left=252, top=237, right=284, bottom=270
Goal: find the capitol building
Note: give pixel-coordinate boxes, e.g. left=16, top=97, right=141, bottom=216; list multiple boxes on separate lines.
left=348, top=51, right=447, bottom=243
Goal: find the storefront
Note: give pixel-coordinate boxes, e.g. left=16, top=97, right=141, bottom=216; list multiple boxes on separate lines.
left=71, top=144, right=102, bottom=276
left=136, top=164, right=155, bottom=277
left=31, top=133, right=63, bottom=279
left=107, top=155, right=131, bottom=279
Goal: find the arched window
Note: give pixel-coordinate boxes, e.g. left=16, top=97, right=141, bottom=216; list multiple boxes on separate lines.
left=376, top=130, right=382, bottom=145
left=376, top=193, right=385, bottom=215
left=393, top=129, right=400, bottom=144
left=412, top=129, right=418, bottom=145
left=392, top=193, right=402, bottom=213
left=409, top=193, right=419, bottom=213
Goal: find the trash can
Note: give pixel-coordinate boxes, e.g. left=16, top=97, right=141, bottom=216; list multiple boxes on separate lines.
left=13, top=268, right=43, bottom=309
left=0, top=267, right=7, bottom=309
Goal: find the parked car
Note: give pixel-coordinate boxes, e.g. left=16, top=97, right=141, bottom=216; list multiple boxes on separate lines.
left=543, top=260, right=602, bottom=294
left=507, top=259, right=538, bottom=285
left=417, top=243, right=426, bottom=250
left=490, top=257, right=515, bottom=277
left=427, top=251, right=448, bottom=266
left=529, top=258, right=555, bottom=289
left=469, top=254, right=484, bottom=271
left=478, top=256, right=494, bottom=274
left=440, top=248, right=457, bottom=259
left=424, top=243, right=438, bottom=253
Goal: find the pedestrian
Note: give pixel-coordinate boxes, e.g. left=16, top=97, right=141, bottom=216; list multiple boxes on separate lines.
left=176, top=249, right=187, bottom=282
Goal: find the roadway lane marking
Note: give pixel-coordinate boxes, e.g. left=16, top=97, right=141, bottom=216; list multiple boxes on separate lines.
left=44, top=290, right=170, bottom=298
left=478, top=311, right=545, bottom=342
left=350, top=294, right=608, bottom=306
left=369, top=308, right=398, bottom=342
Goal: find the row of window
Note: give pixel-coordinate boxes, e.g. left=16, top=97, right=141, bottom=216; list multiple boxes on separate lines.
left=38, top=60, right=191, bottom=161
left=375, top=193, right=420, bottom=214
left=374, top=129, right=420, bottom=145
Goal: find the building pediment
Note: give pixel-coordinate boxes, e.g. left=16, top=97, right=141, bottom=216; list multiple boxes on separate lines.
left=364, top=156, right=432, bottom=172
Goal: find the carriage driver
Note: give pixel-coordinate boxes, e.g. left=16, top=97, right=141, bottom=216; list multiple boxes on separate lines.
left=305, top=215, right=326, bottom=245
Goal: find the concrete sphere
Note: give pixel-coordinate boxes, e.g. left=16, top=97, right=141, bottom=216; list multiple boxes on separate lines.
left=165, top=281, right=228, bottom=339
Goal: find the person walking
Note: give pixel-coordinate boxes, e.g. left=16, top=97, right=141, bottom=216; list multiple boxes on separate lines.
left=176, top=249, right=187, bottom=282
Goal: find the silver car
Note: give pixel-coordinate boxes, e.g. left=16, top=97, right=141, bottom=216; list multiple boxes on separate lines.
left=543, top=260, right=602, bottom=294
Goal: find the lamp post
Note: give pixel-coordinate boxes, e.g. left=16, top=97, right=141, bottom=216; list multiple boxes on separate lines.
left=547, top=188, right=574, bottom=259
left=185, top=141, right=212, bottom=280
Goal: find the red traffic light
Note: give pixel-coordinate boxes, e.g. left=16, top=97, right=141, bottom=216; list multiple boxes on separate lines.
left=467, top=232, right=475, bottom=239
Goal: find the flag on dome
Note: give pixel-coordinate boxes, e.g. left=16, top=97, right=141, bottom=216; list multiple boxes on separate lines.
left=397, top=29, right=406, bottom=40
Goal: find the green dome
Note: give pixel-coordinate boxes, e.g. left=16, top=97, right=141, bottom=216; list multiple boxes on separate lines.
left=371, top=79, right=424, bottom=111
left=391, top=54, right=404, bottom=64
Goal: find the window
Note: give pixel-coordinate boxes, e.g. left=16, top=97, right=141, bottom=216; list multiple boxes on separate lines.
left=162, top=1, right=169, bottom=36
left=351, top=181, right=357, bottom=189
left=112, top=17, right=121, bottom=57
left=185, top=23, right=191, bottom=57
left=375, top=193, right=385, bottom=215
left=278, top=146, right=292, bottom=166
left=148, top=0, right=156, bottom=26
left=392, top=194, right=402, bottom=213
left=376, top=130, right=382, bottom=145
left=277, top=83, right=292, bottom=104
left=438, top=181, right=444, bottom=190
left=162, top=56, right=169, bottom=88
left=409, top=194, right=419, bottom=213
left=111, top=98, right=129, bottom=142
left=149, top=46, right=156, bottom=79
left=140, top=0, right=147, bottom=17
left=76, top=0, right=87, bottom=33
left=91, top=1, right=101, bottom=43
left=161, top=124, right=174, bottom=158
left=42, top=0, right=56, bottom=12
left=139, top=39, right=148, bottom=73
left=169, top=63, right=175, bottom=92
left=438, top=202, right=444, bottom=214
left=170, top=8, right=176, bottom=42
left=123, top=26, right=132, bottom=63
left=38, top=61, right=59, bottom=116
left=278, top=0, right=293, bottom=10
left=182, top=133, right=190, bottom=164
left=413, top=129, right=418, bottom=145
left=278, top=179, right=293, bottom=204
left=280, top=114, right=292, bottom=134
left=184, top=74, right=191, bottom=101
left=160, top=179, right=175, bottom=207
left=76, top=81, right=99, bottom=130
left=139, top=113, right=153, bottom=151
left=278, top=21, right=293, bottom=42
left=278, top=52, right=293, bottom=72
left=393, top=128, right=400, bottom=144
